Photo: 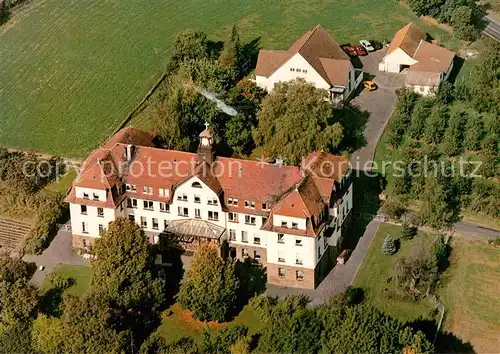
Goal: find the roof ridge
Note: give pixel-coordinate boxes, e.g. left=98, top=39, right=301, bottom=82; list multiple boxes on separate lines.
left=294, top=25, right=320, bottom=53
left=412, top=39, right=425, bottom=59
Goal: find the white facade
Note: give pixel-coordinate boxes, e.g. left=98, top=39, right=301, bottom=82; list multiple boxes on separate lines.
left=378, top=48, right=418, bottom=73
left=69, top=176, right=353, bottom=271
left=256, top=53, right=357, bottom=102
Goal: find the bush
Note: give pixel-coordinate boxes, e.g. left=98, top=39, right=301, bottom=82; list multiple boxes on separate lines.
left=382, top=234, right=398, bottom=255
left=488, top=238, right=500, bottom=247
left=401, top=223, right=418, bottom=240
left=381, top=198, right=407, bottom=220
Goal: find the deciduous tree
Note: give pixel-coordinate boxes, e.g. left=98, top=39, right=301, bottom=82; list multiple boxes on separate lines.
left=423, top=104, right=449, bottom=144
left=409, top=98, right=434, bottom=140
left=442, top=111, right=466, bottom=156
left=254, top=79, right=344, bottom=165
left=171, top=29, right=209, bottom=65
left=178, top=244, right=239, bottom=322
left=91, top=218, right=166, bottom=312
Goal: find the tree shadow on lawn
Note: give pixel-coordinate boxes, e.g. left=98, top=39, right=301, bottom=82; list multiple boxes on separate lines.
left=241, top=37, right=261, bottom=77
left=342, top=171, right=385, bottom=251
left=333, top=105, right=370, bottom=154
left=409, top=317, right=475, bottom=353
left=447, top=57, right=465, bottom=84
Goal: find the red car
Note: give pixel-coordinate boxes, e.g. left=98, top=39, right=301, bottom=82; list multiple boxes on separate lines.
left=341, top=45, right=357, bottom=57
left=352, top=44, right=367, bottom=56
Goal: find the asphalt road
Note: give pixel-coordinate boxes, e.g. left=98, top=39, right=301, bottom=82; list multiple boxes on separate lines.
left=483, top=15, right=500, bottom=41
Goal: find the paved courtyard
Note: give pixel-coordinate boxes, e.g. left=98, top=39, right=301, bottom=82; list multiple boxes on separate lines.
left=350, top=48, right=405, bottom=169
left=23, top=229, right=88, bottom=286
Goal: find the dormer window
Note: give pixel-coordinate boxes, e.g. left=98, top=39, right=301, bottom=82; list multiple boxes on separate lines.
left=244, top=201, right=250, bottom=208
left=159, top=188, right=169, bottom=197
left=126, top=184, right=136, bottom=192
left=292, top=222, right=298, bottom=229
left=191, top=182, right=202, bottom=188
left=143, top=186, right=153, bottom=194
left=83, top=193, right=89, bottom=200
left=250, top=201, right=255, bottom=209
left=93, top=193, right=99, bottom=201
left=281, top=221, right=287, bottom=227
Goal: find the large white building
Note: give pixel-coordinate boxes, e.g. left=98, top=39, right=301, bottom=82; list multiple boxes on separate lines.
left=66, top=127, right=353, bottom=289
left=255, top=24, right=363, bottom=103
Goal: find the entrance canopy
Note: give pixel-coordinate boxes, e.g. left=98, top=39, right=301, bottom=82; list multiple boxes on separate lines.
left=165, top=219, right=225, bottom=243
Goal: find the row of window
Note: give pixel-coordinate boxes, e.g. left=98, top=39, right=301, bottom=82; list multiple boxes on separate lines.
left=289, top=68, right=308, bottom=73
left=228, top=212, right=268, bottom=226
left=278, top=268, right=305, bottom=281
left=228, top=229, right=260, bottom=244
left=177, top=193, right=218, bottom=205
left=80, top=205, right=104, bottom=217
left=82, top=192, right=100, bottom=201
left=81, top=222, right=105, bottom=234
left=227, top=198, right=271, bottom=211
left=128, top=215, right=165, bottom=230
left=126, top=184, right=170, bottom=197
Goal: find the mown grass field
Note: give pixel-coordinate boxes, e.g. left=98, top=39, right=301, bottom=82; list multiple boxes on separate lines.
left=353, top=223, right=439, bottom=323
left=1, top=0, right=457, bottom=157
left=438, top=238, right=500, bottom=353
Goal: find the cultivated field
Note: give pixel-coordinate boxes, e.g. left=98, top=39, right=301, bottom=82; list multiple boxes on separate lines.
left=1, top=0, right=456, bottom=157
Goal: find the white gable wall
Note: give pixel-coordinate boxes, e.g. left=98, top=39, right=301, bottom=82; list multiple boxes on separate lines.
left=258, top=53, right=330, bottom=92
left=379, top=48, right=418, bottom=73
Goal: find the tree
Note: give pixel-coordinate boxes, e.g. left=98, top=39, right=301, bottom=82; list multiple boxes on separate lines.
left=408, top=0, right=445, bottom=16
left=401, top=223, right=418, bottom=240
left=409, top=98, right=434, bottom=140
left=178, top=244, right=239, bottom=322
left=442, top=111, right=466, bottom=156
left=91, top=217, right=166, bottom=312
left=435, top=81, right=455, bottom=104
left=219, top=24, right=244, bottom=79
left=200, top=325, right=249, bottom=354
left=380, top=198, right=408, bottom=220
left=423, top=104, right=449, bottom=144
left=394, top=240, right=438, bottom=299
left=59, top=294, right=126, bottom=354
left=463, top=115, right=484, bottom=151
left=31, top=314, right=64, bottom=354
left=468, top=40, right=500, bottom=114
left=386, top=113, right=408, bottom=147
left=451, top=6, right=478, bottom=41
left=382, top=234, right=398, bottom=255
left=253, top=294, right=321, bottom=354
left=0, top=275, right=38, bottom=333
left=418, top=176, right=460, bottom=230
left=225, top=114, right=254, bottom=154
left=319, top=298, right=433, bottom=353
left=171, top=29, right=209, bottom=66
left=254, top=79, right=343, bottom=165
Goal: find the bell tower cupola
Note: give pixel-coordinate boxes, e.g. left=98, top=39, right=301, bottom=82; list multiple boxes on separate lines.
left=198, top=122, right=215, bottom=164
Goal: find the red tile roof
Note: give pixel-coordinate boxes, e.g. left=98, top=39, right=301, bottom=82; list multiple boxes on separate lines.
left=67, top=128, right=350, bottom=237
left=410, top=40, right=455, bottom=73
left=386, top=22, right=426, bottom=57
left=255, top=25, right=352, bottom=87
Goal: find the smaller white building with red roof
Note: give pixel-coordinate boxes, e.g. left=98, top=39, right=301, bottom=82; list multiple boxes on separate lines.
left=66, top=127, right=353, bottom=289
left=255, top=24, right=363, bottom=103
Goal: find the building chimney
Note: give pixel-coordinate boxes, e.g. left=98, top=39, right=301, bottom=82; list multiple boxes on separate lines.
left=124, top=144, right=135, bottom=161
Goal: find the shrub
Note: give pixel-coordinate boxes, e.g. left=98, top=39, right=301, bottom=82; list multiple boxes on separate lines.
left=401, top=223, right=418, bottom=240
left=381, top=198, right=407, bottom=220
left=488, top=238, right=500, bottom=247
left=382, top=234, right=398, bottom=255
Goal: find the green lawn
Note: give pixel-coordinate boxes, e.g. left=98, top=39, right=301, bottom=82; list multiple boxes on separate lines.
left=40, top=264, right=92, bottom=297
left=438, top=238, right=500, bottom=353
left=353, top=223, right=439, bottom=323
left=1, top=0, right=457, bottom=157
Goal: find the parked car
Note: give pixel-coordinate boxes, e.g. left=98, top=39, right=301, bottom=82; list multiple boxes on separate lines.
left=359, top=39, right=375, bottom=52
left=341, top=45, right=357, bottom=57
left=337, top=249, right=352, bottom=265
left=363, top=81, right=377, bottom=91
left=352, top=44, right=367, bottom=56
